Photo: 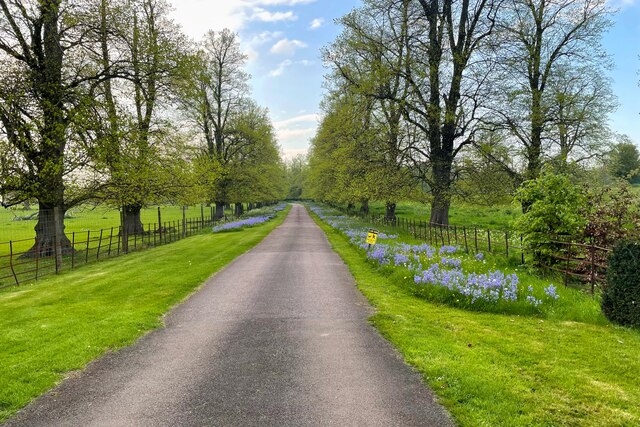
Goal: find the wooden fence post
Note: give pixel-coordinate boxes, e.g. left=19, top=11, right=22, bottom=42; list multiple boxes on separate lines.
left=53, top=206, right=63, bottom=274
left=107, top=227, right=114, bottom=256
left=182, top=206, right=187, bottom=238
left=9, top=241, right=19, bottom=286
left=474, top=227, right=478, bottom=253
left=157, top=207, right=162, bottom=243
left=97, top=229, right=104, bottom=260
left=71, top=232, right=75, bottom=269
left=487, top=229, right=492, bottom=253
left=85, top=230, right=90, bottom=264
left=117, top=226, right=121, bottom=255
left=463, top=227, right=469, bottom=253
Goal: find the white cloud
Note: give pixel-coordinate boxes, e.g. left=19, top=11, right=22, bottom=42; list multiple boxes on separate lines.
left=269, top=59, right=293, bottom=77
left=274, top=113, right=319, bottom=150
left=169, top=1, right=315, bottom=38
left=250, top=8, right=298, bottom=22
left=309, top=18, right=324, bottom=30
left=277, top=127, right=316, bottom=140
left=270, top=38, right=308, bottom=56
left=250, top=31, right=284, bottom=45
left=259, top=0, right=316, bottom=5
left=268, top=60, right=314, bottom=77
left=282, top=147, right=309, bottom=160
left=274, top=114, right=319, bottom=127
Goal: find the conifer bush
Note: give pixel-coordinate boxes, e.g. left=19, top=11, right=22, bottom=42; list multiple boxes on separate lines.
left=602, top=240, right=640, bottom=327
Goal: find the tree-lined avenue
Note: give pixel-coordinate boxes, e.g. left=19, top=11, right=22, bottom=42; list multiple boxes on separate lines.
left=5, top=205, right=452, bottom=427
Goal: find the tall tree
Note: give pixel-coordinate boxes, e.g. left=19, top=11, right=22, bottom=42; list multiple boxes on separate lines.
left=0, top=0, right=105, bottom=255
left=325, top=0, right=420, bottom=219
left=90, top=0, right=189, bottom=234
left=285, top=154, right=308, bottom=200
left=608, top=138, right=640, bottom=184
left=178, top=29, right=250, bottom=218
left=411, top=0, right=501, bottom=224
left=491, top=0, right=612, bottom=185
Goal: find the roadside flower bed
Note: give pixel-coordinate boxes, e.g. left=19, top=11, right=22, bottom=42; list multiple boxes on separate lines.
left=310, top=205, right=559, bottom=312
left=213, top=203, right=287, bottom=232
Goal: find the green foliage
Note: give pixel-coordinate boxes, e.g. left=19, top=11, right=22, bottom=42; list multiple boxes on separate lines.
left=608, top=140, right=640, bottom=184
left=602, top=240, right=640, bottom=327
left=456, top=138, right=518, bottom=206
left=514, top=173, right=586, bottom=263
left=307, top=93, right=415, bottom=206
left=285, top=154, right=308, bottom=199
left=582, top=180, right=640, bottom=248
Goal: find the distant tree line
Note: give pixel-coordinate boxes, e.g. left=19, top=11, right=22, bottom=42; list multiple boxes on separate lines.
left=307, top=0, right=636, bottom=224
left=0, top=0, right=286, bottom=255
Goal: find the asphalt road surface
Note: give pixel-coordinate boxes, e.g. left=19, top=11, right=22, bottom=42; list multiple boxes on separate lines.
left=6, top=205, right=453, bottom=427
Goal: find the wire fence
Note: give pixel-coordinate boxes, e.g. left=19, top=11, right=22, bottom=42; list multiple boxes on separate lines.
left=0, top=206, right=239, bottom=289
left=356, top=212, right=612, bottom=294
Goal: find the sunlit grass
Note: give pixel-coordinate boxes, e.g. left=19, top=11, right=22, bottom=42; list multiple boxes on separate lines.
left=312, top=212, right=640, bottom=426
left=363, top=200, right=522, bottom=229
left=0, top=206, right=289, bottom=423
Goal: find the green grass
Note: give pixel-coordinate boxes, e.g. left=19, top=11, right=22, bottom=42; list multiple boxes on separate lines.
left=0, top=206, right=289, bottom=423
left=312, top=211, right=640, bottom=426
left=0, top=204, right=224, bottom=253
left=318, top=205, right=602, bottom=322
left=361, top=201, right=522, bottom=229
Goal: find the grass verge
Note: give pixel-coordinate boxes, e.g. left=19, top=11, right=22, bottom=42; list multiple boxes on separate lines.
left=0, top=206, right=289, bottom=423
left=311, top=211, right=640, bottom=426
left=357, top=200, right=521, bottom=229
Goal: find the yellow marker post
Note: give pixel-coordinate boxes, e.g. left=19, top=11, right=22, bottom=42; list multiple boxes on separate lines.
left=366, top=229, right=379, bottom=247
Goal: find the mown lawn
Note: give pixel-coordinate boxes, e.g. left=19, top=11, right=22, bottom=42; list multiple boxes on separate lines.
left=313, top=212, right=640, bottom=426
left=0, top=204, right=222, bottom=255
left=0, top=206, right=289, bottom=423
left=363, top=200, right=521, bottom=229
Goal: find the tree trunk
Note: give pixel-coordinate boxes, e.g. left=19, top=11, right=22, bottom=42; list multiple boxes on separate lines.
left=122, top=204, right=145, bottom=235
left=385, top=201, right=396, bottom=221
left=430, top=158, right=452, bottom=225
left=215, top=201, right=225, bottom=219
left=360, top=199, right=369, bottom=215
left=430, top=195, right=450, bottom=225
left=234, top=202, right=244, bottom=217
left=248, top=203, right=254, bottom=211
left=347, top=202, right=355, bottom=212
left=23, top=202, right=72, bottom=258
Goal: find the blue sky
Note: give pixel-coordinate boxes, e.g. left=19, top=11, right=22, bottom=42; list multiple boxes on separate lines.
left=170, top=0, right=640, bottom=158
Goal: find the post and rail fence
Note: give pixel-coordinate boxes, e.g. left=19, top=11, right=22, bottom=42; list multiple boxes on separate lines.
left=336, top=207, right=612, bottom=294
left=0, top=207, right=237, bottom=289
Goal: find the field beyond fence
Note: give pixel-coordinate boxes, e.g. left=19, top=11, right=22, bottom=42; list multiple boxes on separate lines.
left=0, top=205, right=239, bottom=289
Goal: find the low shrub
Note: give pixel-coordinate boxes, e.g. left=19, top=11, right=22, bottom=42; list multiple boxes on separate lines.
left=602, top=240, right=640, bottom=327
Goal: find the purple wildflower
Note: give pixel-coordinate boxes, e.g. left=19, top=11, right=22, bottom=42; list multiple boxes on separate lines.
left=544, top=284, right=559, bottom=300
left=439, top=245, right=458, bottom=255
